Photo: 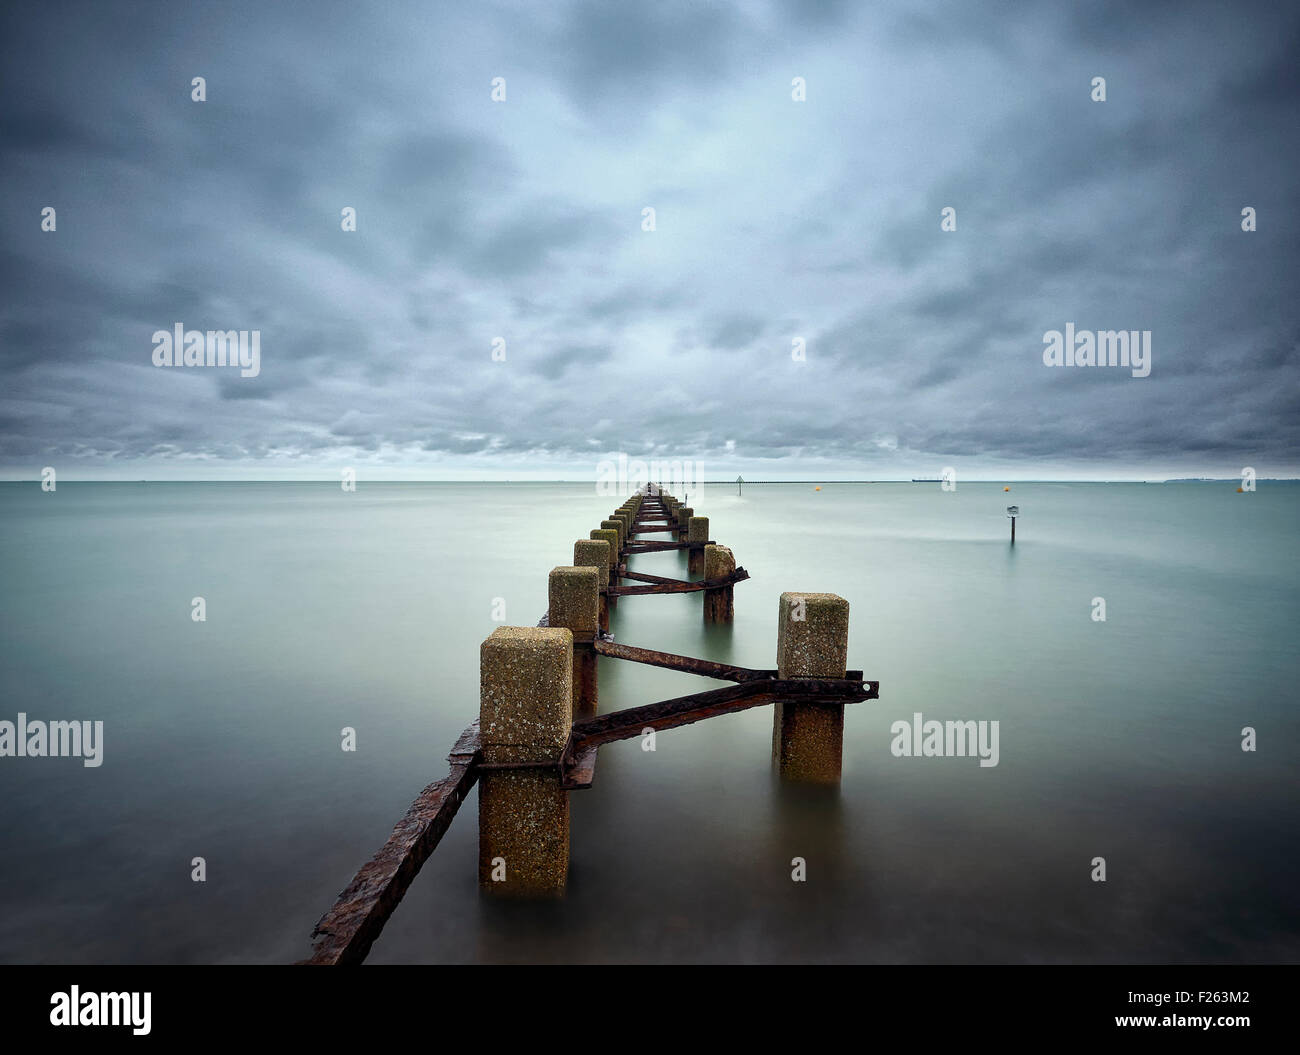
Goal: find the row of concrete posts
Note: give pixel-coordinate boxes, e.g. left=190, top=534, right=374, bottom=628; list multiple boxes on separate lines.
left=478, top=488, right=850, bottom=895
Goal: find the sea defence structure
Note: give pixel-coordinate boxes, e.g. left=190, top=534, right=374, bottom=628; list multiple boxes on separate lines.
left=303, top=485, right=878, bottom=963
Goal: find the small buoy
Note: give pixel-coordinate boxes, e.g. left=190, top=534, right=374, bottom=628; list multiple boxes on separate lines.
left=1004, top=486, right=1010, bottom=492
left=814, top=486, right=821, bottom=491
left=1237, top=487, right=1244, bottom=493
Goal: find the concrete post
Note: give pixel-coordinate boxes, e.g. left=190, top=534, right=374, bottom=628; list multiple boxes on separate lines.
left=772, top=593, right=849, bottom=784
left=478, top=626, right=572, bottom=895
left=702, top=544, right=735, bottom=624
left=573, top=538, right=612, bottom=632
left=687, top=515, right=709, bottom=575
left=601, top=518, right=625, bottom=557
left=676, top=506, right=694, bottom=541
left=590, top=528, right=619, bottom=613
left=549, top=566, right=600, bottom=719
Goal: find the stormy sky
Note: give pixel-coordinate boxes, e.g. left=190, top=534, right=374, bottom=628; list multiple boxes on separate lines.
left=1, top=0, right=1297, bottom=480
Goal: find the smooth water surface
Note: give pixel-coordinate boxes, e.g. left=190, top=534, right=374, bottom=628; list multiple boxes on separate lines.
left=0, top=481, right=1296, bottom=963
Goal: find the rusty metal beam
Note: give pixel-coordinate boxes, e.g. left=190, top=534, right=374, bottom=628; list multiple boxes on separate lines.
left=302, top=721, right=481, bottom=966
left=623, top=539, right=712, bottom=552
left=564, top=677, right=877, bottom=755
left=592, top=637, right=863, bottom=682
left=608, top=568, right=750, bottom=596
left=561, top=743, right=599, bottom=789
left=593, top=639, right=772, bottom=681
left=618, top=569, right=685, bottom=585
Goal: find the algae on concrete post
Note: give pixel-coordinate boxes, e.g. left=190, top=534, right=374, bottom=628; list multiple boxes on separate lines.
left=677, top=506, right=694, bottom=540
left=687, top=515, right=709, bottom=575
left=574, top=538, right=612, bottom=632
left=590, top=527, right=620, bottom=613
left=601, top=518, right=625, bottom=556
left=549, top=565, right=600, bottom=718
left=772, top=592, right=850, bottom=784
left=703, top=543, right=736, bottom=624
left=478, top=626, right=573, bottom=895
left=588, top=530, right=618, bottom=581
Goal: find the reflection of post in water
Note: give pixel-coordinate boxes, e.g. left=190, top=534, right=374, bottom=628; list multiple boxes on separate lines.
left=763, top=591, right=864, bottom=955
left=753, top=779, right=856, bottom=959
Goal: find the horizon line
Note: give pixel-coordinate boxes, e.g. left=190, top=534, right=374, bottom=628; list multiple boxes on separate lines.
left=3, top=477, right=1295, bottom=484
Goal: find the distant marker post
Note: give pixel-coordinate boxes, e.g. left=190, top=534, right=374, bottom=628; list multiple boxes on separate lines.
left=1007, top=505, right=1019, bottom=544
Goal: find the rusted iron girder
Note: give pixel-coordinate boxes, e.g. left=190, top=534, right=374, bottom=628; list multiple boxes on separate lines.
left=594, top=639, right=764, bottom=681
left=592, top=638, right=864, bottom=683
left=607, top=568, right=750, bottom=596
left=624, top=539, right=712, bottom=552
left=562, top=677, right=877, bottom=760
left=302, top=721, right=482, bottom=966
left=618, top=569, right=705, bottom=585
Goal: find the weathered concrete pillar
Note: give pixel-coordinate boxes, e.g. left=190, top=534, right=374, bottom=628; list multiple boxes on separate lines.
left=772, top=593, right=849, bottom=784
left=601, top=518, right=625, bottom=556
left=676, top=506, right=694, bottom=541
left=614, top=509, right=632, bottom=542
left=702, top=544, right=735, bottom=624
left=549, top=566, right=600, bottom=719
left=687, top=516, right=709, bottom=575
left=590, top=527, right=620, bottom=613
left=573, top=538, right=612, bottom=632
left=479, top=626, right=572, bottom=895
left=588, top=529, right=617, bottom=580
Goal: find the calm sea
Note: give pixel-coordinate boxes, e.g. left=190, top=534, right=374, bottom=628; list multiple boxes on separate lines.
left=0, top=481, right=1296, bottom=963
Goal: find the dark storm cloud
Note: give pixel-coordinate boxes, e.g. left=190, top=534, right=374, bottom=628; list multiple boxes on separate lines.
left=0, top=0, right=1297, bottom=478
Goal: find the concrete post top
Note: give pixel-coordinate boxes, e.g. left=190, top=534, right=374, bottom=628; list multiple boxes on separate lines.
left=776, top=592, right=849, bottom=679
left=687, top=515, right=709, bottom=541
left=548, top=565, right=600, bottom=634
left=780, top=591, right=848, bottom=611
left=480, top=626, right=573, bottom=762
left=704, top=543, right=735, bottom=576
left=551, top=564, right=597, bottom=577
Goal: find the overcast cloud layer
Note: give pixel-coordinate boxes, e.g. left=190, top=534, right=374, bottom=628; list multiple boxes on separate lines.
left=1, top=0, right=1297, bottom=480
